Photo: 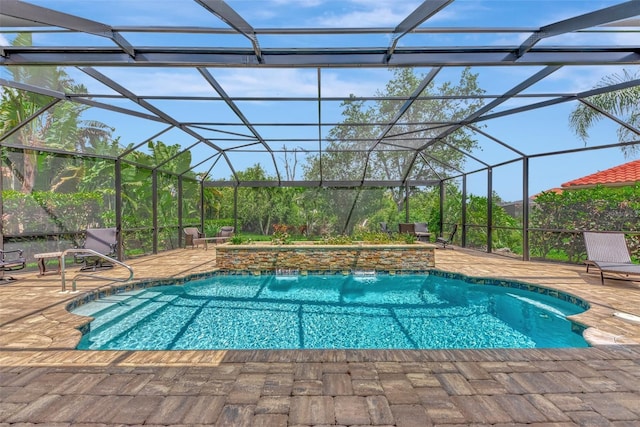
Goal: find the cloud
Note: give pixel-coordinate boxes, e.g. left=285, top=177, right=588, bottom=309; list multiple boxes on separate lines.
left=82, top=68, right=211, bottom=96
left=316, top=2, right=423, bottom=27
left=215, top=69, right=317, bottom=97
left=319, top=70, right=387, bottom=97
left=239, top=0, right=459, bottom=28
left=213, top=68, right=384, bottom=98
left=550, top=65, right=635, bottom=93
left=85, top=67, right=385, bottom=100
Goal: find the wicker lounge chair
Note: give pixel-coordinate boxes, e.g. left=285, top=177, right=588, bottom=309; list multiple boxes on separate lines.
left=184, top=227, right=205, bottom=248
left=184, top=226, right=234, bottom=249
left=436, top=224, right=458, bottom=249
left=75, top=228, right=117, bottom=271
left=1, top=249, right=26, bottom=282
left=414, top=222, right=431, bottom=242
left=398, top=223, right=415, bottom=236
left=216, top=226, right=235, bottom=243
left=583, top=231, right=640, bottom=285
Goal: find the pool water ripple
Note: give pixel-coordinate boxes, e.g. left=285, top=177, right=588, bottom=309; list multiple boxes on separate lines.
left=75, top=273, right=589, bottom=350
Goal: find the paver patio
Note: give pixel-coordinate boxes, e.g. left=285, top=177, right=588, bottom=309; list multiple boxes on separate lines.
left=1, top=247, right=639, bottom=426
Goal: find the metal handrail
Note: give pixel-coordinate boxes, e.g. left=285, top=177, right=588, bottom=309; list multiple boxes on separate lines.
left=60, top=248, right=134, bottom=293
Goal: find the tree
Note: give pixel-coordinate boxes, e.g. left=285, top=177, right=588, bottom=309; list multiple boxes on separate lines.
left=123, top=140, right=195, bottom=224
left=50, top=137, right=122, bottom=194
left=569, top=69, right=640, bottom=158
left=303, top=67, right=485, bottom=215
left=233, top=164, right=301, bottom=235
left=0, top=34, right=114, bottom=193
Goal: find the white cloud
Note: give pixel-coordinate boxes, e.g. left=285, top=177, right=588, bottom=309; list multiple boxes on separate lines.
left=550, top=65, right=636, bottom=93
left=216, top=69, right=317, bottom=97
left=213, top=68, right=383, bottom=98
left=318, top=70, right=386, bottom=97
left=87, top=67, right=384, bottom=100
left=82, top=68, right=211, bottom=96
left=316, top=2, right=423, bottom=27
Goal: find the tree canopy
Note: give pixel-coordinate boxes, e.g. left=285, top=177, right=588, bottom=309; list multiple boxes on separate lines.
left=303, top=67, right=485, bottom=212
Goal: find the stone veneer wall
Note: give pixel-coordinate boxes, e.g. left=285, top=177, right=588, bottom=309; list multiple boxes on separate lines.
left=215, top=243, right=435, bottom=272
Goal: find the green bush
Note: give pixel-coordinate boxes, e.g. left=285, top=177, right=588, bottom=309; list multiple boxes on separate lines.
left=530, top=184, right=640, bottom=262
left=352, top=230, right=395, bottom=244
left=399, top=232, right=418, bottom=244
left=316, top=231, right=417, bottom=245
left=203, top=218, right=236, bottom=237
left=271, top=224, right=293, bottom=245
left=229, top=234, right=249, bottom=245
left=2, top=190, right=107, bottom=235
left=318, top=234, right=354, bottom=245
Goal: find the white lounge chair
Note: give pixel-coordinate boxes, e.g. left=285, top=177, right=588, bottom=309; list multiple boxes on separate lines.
left=583, top=231, right=640, bottom=285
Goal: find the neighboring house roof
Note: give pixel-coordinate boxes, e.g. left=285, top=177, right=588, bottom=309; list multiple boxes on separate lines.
left=530, top=159, right=640, bottom=200
left=561, top=159, right=640, bottom=189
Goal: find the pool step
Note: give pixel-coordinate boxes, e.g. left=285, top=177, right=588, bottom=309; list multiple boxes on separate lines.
left=72, top=290, right=147, bottom=318
left=86, top=291, right=165, bottom=331
left=81, top=293, right=179, bottom=348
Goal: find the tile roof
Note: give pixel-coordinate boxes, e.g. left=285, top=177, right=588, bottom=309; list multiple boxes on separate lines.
left=561, top=159, right=640, bottom=189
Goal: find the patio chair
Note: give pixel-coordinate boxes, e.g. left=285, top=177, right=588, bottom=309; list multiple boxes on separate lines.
left=398, top=223, right=415, bottom=235
left=216, top=226, right=235, bottom=243
left=184, top=227, right=205, bottom=248
left=436, top=224, right=458, bottom=249
left=1, top=248, right=26, bottom=283
left=414, top=222, right=431, bottom=242
left=583, top=231, right=640, bottom=285
left=75, top=228, right=117, bottom=271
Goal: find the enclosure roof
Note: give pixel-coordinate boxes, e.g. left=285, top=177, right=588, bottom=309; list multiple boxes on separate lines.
left=1, top=0, right=639, bottom=193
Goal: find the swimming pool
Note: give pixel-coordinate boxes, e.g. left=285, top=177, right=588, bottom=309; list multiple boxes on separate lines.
left=73, top=272, right=589, bottom=350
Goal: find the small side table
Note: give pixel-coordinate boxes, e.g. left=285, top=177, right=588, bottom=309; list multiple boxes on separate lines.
left=34, top=251, right=64, bottom=276
left=194, top=237, right=229, bottom=250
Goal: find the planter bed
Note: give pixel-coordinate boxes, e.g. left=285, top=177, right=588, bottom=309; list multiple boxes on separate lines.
left=215, top=243, right=435, bottom=273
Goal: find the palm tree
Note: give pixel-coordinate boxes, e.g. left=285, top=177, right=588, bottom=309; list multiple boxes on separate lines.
left=569, top=69, right=640, bottom=158
left=0, top=34, right=113, bottom=192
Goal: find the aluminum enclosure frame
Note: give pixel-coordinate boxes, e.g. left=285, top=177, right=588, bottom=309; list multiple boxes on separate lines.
left=1, top=0, right=640, bottom=259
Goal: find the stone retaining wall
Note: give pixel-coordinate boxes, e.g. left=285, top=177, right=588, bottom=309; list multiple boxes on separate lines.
left=216, top=243, right=435, bottom=273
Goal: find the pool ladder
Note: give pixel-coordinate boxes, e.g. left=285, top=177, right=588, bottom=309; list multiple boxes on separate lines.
left=59, top=248, right=134, bottom=293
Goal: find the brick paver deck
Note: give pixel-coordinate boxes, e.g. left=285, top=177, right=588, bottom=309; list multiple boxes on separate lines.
left=1, top=247, right=639, bottom=426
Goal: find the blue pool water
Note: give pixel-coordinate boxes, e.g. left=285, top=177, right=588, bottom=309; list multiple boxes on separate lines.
left=74, top=273, right=589, bottom=350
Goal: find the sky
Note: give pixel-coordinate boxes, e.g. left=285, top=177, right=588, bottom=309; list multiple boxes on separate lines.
left=1, top=0, right=638, bottom=201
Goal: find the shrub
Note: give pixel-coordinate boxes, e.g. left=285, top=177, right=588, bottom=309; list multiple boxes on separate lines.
left=2, top=190, right=106, bottom=235
left=230, top=235, right=248, bottom=245
left=352, top=230, right=394, bottom=244
left=271, top=224, right=293, bottom=245
left=399, top=232, right=417, bottom=244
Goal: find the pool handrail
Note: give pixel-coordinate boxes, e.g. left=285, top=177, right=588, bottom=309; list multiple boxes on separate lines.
left=60, top=248, right=134, bottom=292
